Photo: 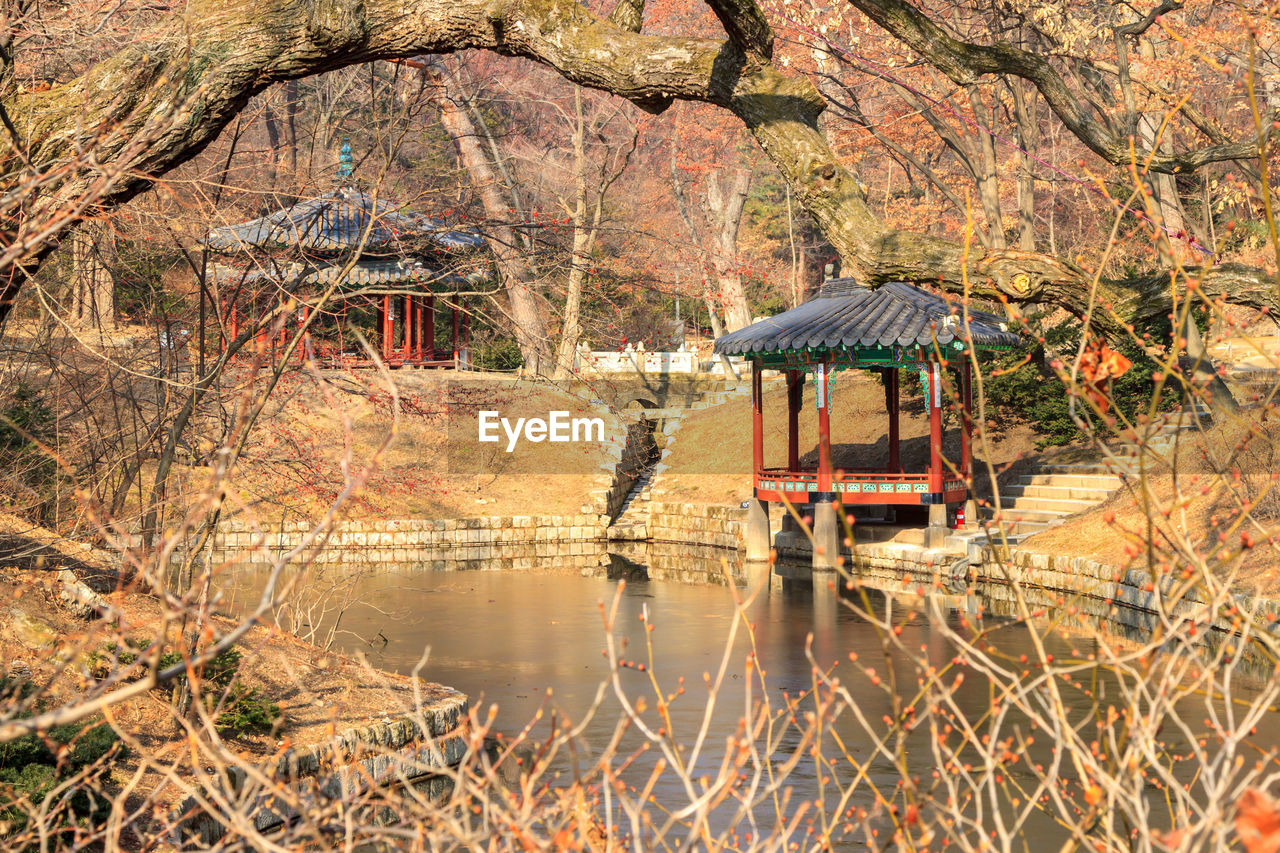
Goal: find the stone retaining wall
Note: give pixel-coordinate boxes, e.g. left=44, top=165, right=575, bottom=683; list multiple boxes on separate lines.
left=646, top=501, right=746, bottom=551
left=838, top=540, right=1280, bottom=672
left=201, top=497, right=747, bottom=569
left=207, top=515, right=610, bottom=571
left=177, top=688, right=469, bottom=844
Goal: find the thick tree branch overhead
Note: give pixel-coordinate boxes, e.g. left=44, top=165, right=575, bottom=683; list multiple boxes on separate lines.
left=843, top=0, right=1278, bottom=174
left=0, top=0, right=1275, bottom=334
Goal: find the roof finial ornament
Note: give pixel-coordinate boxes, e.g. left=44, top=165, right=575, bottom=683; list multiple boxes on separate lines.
left=337, top=138, right=354, bottom=182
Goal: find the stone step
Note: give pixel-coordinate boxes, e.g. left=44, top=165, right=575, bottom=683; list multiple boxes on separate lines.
left=1036, top=460, right=1137, bottom=476
left=607, top=523, right=648, bottom=540
left=1018, top=472, right=1124, bottom=489
left=978, top=518, right=1055, bottom=536
left=980, top=506, right=1068, bottom=524
left=1003, top=483, right=1118, bottom=501
left=998, top=495, right=1099, bottom=515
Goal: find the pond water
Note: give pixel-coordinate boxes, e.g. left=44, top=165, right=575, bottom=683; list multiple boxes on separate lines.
left=223, top=545, right=1280, bottom=846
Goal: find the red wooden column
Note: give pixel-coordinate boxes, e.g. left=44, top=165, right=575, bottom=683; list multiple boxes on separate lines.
left=813, top=357, right=840, bottom=570
left=786, top=369, right=801, bottom=471
left=928, top=361, right=943, bottom=493
left=462, top=305, right=471, bottom=368
left=425, top=296, right=436, bottom=360
left=297, top=305, right=310, bottom=361
left=816, top=360, right=833, bottom=493
left=413, top=298, right=425, bottom=361
left=405, top=298, right=415, bottom=361
left=219, top=297, right=228, bottom=354
left=925, top=360, right=949, bottom=546
left=960, top=360, right=973, bottom=479
left=402, top=294, right=413, bottom=361
left=381, top=295, right=393, bottom=361
left=254, top=291, right=268, bottom=353
left=751, top=360, right=764, bottom=478
left=747, top=359, right=771, bottom=562
left=886, top=366, right=900, bottom=472
left=451, top=303, right=460, bottom=367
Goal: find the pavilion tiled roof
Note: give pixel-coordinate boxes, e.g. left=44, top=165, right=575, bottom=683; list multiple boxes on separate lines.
left=303, top=259, right=473, bottom=289
left=205, top=187, right=485, bottom=253
left=714, top=278, right=1021, bottom=356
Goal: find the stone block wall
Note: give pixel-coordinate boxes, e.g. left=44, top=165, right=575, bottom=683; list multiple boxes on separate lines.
left=840, top=541, right=1280, bottom=673
left=646, top=501, right=746, bottom=551
left=204, top=514, right=612, bottom=571
left=177, top=689, right=468, bottom=844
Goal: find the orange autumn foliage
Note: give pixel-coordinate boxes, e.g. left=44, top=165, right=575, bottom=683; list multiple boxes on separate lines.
left=1079, top=339, right=1133, bottom=414
left=1236, top=789, right=1280, bottom=853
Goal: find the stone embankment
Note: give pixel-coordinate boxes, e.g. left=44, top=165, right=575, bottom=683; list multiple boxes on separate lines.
left=810, top=540, right=1280, bottom=668
left=177, top=688, right=469, bottom=843
left=200, top=502, right=746, bottom=569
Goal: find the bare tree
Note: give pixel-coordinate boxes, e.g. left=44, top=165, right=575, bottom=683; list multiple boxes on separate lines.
left=0, top=0, right=1274, bottom=344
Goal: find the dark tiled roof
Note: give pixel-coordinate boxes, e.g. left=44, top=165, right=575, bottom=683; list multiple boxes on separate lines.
left=205, top=188, right=485, bottom=253
left=304, top=259, right=471, bottom=289
left=222, top=259, right=475, bottom=292
left=714, top=278, right=1021, bottom=356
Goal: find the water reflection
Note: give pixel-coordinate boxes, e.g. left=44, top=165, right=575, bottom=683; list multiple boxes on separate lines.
left=219, top=543, right=1280, bottom=846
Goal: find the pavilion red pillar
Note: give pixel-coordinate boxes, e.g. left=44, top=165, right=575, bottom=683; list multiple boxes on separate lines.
left=403, top=294, right=413, bottom=361
left=928, top=361, right=943, bottom=493
left=751, top=361, right=764, bottom=476
left=405, top=298, right=415, bottom=361
left=254, top=291, right=268, bottom=354
left=960, top=360, right=973, bottom=479
left=816, top=360, right=833, bottom=493
left=219, top=297, right=228, bottom=354
left=381, top=295, right=393, bottom=361
left=813, top=358, right=840, bottom=570
left=297, top=305, right=310, bottom=362
left=451, top=303, right=460, bottom=367
left=414, top=298, right=425, bottom=361
left=747, top=360, right=771, bottom=562
left=425, top=296, right=436, bottom=360
left=461, top=304, right=471, bottom=369
left=786, top=369, right=801, bottom=471
left=926, top=360, right=948, bottom=546
left=886, top=367, right=900, bottom=472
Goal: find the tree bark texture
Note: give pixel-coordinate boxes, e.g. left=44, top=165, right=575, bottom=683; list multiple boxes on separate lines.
left=422, top=65, right=551, bottom=374
left=704, top=168, right=754, bottom=331
left=0, top=0, right=1275, bottom=338
left=554, top=88, right=592, bottom=379
left=68, top=221, right=116, bottom=330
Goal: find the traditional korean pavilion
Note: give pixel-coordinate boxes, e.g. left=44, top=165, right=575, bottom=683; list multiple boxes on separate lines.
left=206, top=180, right=486, bottom=369
left=714, top=277, right=1021, bottom=566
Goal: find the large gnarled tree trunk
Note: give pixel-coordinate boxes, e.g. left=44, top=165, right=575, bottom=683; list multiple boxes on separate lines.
left=0, top=0, right=1275, bottom=344
left=422, top=64, right=551, bottom=374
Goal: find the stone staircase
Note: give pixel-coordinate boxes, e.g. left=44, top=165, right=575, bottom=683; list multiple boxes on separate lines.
left=607, top=464, right=656, bottom=540
left=975, top=408, right=1207, bottom=542
left=607, top=382, right=752, bottom=541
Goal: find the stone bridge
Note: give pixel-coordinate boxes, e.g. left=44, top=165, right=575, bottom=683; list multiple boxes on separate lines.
left=561, top=375, right=746, bottom=413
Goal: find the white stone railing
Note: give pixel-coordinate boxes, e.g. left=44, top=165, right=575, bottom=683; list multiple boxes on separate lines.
left=575, top=350, right=699, bottom=375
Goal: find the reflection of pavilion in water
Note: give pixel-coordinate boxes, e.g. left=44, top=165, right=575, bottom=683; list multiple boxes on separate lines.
left=205, top=177, right=488, bottom=370
left=363, top=537, right=1250, bottom=670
